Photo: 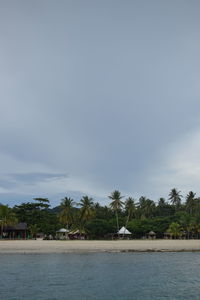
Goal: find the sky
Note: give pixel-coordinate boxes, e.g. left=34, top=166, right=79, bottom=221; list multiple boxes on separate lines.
left=0, top=0, right=200, bottom=207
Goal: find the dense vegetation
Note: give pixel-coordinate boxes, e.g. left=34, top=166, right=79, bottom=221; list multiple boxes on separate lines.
left=1, top=189, right=200, bottom=239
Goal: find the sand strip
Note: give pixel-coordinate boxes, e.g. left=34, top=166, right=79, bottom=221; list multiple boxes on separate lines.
left=0, top=240, right=200, bottom=253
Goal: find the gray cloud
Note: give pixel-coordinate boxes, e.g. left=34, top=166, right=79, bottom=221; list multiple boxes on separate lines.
left=0, top=0, right=200, bottom=205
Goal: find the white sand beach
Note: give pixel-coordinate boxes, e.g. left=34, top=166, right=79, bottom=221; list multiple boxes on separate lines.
left=0, top=239, right=200, bottom=253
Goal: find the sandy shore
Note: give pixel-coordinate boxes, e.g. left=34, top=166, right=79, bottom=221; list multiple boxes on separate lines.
left=0, top=239, right=200, bottom=253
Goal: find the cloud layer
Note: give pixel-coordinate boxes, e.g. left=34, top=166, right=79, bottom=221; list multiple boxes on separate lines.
left=0, top=1, right=200, bottom=205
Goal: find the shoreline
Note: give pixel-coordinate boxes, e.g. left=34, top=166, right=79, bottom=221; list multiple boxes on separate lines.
left=0, top=240, right=200, bottom=254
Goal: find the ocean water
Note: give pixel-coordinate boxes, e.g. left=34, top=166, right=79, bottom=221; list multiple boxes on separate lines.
left=0, top=252, right=200, bottom=300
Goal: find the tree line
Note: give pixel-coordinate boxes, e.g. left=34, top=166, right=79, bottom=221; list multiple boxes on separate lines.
left=1, top=188, right=200, bottom=239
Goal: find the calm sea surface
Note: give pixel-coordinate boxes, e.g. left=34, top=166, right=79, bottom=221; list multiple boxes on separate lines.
left=0, top=252, right=200, bottom=299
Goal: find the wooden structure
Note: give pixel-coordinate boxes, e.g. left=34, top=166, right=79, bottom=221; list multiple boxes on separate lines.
left=118, top=226, right=132, bottom=239
left=68, top=229, right=87, bottom=240
left=3, top=223, right=27, bottom=239
left=56, top=228, right=69, bottom=240
left=148, top=231, right=156, bottom=239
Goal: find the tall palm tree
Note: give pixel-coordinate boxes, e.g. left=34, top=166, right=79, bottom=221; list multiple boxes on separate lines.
left=0, top=205, right=17, bottom=238
left=124, top=197, right=135, bottom=238
left=168, top=188, right=182, bottom=209
left=138, top=197, right=155, bottom=219
left=79, top=196, right=94, bottom=225
left=59, top=197, right=74, bottom=229
left=185, top=191, right=196, bottom=215
left=109, top=190, right=124, bottom=234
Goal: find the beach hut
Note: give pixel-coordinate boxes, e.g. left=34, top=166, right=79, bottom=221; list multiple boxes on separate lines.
left=148, top=231, right=156, bottom=239
left=118, top=226, right=132, bottom=239
left=3, top=223, right=27, bottom=239
left=56, top=228, right=69, bottom=240
left=68, top=229, right=87, bottom=240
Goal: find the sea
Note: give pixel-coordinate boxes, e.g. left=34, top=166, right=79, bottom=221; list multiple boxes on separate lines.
left=0, top=252, right=200, bottom=300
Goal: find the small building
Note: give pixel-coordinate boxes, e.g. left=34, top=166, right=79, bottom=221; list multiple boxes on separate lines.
left=118, top=226, right=132, bottom=239
left=3, top=223, right=27, bottom=239
left=148, top=231, right=156, bottom=239
left=68, top=229, right=87, bottom=240
left=56, top=228, right=69, bottom=240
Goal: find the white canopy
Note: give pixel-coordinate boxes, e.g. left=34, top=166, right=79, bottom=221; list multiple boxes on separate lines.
left=57, top=228, right=69, bottom=233
left=118, top=226, right=131, bottom=235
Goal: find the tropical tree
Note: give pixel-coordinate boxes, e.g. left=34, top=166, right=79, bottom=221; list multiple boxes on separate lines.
left=168, top=188, right=182, bottom=209
left=59, top=197, right=74, bottom=229
left=109, top=190, right=124, bottom=234
left=167, top=222, right=182, bottom=239
left=79, top=196, right=94, bottom=226
left=185, top=191, right=196, bottom=215
left=29, top=224, right=38, bottom=239
left=124, top=197, right=135, bottom=227
left=138, top=197, right=156, bottom=219
left=179, top=213, right=192, bottom=239
left=0, top=205, right=17, bottom=238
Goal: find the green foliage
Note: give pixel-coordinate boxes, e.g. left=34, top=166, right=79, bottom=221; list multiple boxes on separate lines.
left=86, top=219, right=114, bottom=239
left=3, top=188, right=200, bottom=240
left=167, top=222, right=182, bottom=238
left=0, top=205, right=18, bottom=236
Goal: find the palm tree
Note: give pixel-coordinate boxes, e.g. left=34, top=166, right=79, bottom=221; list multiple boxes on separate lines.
left=79, top=196, right=94, bottom=225
left=0, top=205, right=17, bottom=238
left=168, top=188, right=182, bottom=209
left=185, top=191, right=196, bottom=215
left=29, top=224, right=38, bottom=240
left=124, top=197, right=135, bottom=238
left=138, top=197, right=155, bottom=219
left=167, top=222, right=182, bottom=239
left=180, top=213, right=192, bottom=239
left=109, top=190, right=124, bottom=234
left=59, top=197, right=74, bottom=229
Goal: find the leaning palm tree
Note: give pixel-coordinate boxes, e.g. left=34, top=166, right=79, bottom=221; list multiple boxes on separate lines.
left=59, top=197, right=74, bottom=229
left=79, top=196, right=94, bottom=225
left=168, top=188, right=182, bottom=209
left=109, top=190, right=124, bottom=234
left=0, top=205, right=17, bottom=238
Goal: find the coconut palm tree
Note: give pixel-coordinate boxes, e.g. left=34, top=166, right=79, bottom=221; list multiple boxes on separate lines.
left=0, top=205, right=17, bottom=238
left=138, top=197, right=155, bottom=219
left=124, top=197, right=135, bottom=238
left=168, top=188, right=182, bottom=209
left=59, top=197, right=75, bottom=229
left=167, top=222, right=182, bottom=239
left=109, top=190, right=124, bottom=234
left=79, top=196, right=94, bottom=225
left=185, top=191, right=196, bottom=215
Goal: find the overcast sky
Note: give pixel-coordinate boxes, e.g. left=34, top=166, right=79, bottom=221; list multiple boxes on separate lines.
left=0, top=0, right=200, bottom=206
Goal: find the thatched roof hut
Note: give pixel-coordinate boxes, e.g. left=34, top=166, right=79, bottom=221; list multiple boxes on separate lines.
left=148, top=231, right=156, bottom=239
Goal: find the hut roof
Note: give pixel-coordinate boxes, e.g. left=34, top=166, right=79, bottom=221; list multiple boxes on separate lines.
left=57, top=228, right=69, bottom=233
left=148, top=231, right=156, bottom=235
left=118, top=226, right=131, bottom=235
left=69, top=229, right=86, bottom=235
left=5, top=223, right=27, bottom=231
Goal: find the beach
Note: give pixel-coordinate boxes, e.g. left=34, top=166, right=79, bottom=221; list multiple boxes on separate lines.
left=0, top=239, right=200, bottom=253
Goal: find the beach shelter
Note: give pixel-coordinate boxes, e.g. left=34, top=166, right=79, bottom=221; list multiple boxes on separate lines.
left=148, top=231, right=156, bottom=239
left=68, top=229, right=87, bottom=240
left=56, top=228, right=69, bottom=240
left=118, top=226, right=132, bottom=239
